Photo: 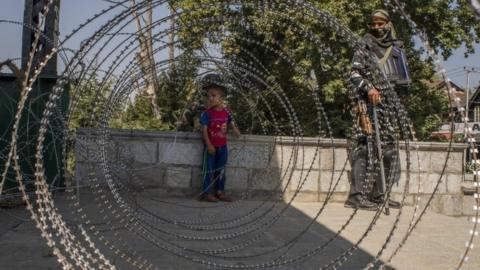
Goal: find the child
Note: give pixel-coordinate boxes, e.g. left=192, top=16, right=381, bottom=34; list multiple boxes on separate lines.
left=199, top=73, right=240, bottom=202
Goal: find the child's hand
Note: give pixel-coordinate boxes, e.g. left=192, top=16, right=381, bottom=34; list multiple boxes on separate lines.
left=207, top=145, right=216, bottom=155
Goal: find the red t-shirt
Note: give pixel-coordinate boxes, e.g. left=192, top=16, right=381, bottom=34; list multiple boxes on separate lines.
left=200, top=107, right=232, bottom=147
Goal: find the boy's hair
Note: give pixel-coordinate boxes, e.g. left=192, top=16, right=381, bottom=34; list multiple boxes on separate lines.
left=201, top=73, right=227, bottom=96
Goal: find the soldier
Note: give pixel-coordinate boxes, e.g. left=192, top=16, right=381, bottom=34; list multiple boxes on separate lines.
left=178, top=81, right=209, bottom=132
left=179, top=100, right=205, bottom=132
left=346, top=9, right=410, bottom=210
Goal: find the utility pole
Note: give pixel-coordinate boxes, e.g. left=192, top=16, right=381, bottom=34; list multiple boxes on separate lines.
left=464, top=67, right=480, bottom=122
left=21, top=0, right=60, bottom=77
left=168, top=3, right=176, bottom=67
left=466, top=67, right=471, bottom=123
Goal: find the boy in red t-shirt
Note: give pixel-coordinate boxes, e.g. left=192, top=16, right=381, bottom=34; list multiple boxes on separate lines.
left=200, top=74, right=240, bottom=202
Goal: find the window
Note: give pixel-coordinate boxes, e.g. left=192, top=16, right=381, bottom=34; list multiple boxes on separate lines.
left=474, top=106, right=480, bottom=122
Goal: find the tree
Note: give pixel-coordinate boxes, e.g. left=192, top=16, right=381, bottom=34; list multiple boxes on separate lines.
left=168, top=0, right=478, bottom=139
left=156, top=50, right=201, bottom=128
left=110, top=90, right=167, bottom=130
left=111, top=50, right=201, bottom=130
left=168, top=2, right=176, bottom=66
left=69, top=71, right=111, bottom=130
left=130, top=0, right=161, bottom=119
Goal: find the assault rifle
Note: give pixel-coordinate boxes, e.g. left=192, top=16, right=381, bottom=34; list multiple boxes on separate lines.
left=372, top=105, right=390, bottom=215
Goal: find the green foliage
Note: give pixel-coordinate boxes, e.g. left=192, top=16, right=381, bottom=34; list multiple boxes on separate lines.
left=176, top=0, right=480, bottom=139
left=157, top=51, right=201, bottom=128
left=111, top=0, right=478, bottom=139
left=69, top=72, right=111, bottom=131
left=67, top=72, right=112, bottom=175
left=400, top=0, right=480, bottom=58
left=110, top=50, right=201, bottom=130
left=402, top=45, right=449, bottom=140
left=110, top=91, right=167, bottom=130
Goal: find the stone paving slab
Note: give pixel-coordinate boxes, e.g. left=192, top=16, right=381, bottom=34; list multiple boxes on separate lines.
left=0, top=193, right=478, bottom=270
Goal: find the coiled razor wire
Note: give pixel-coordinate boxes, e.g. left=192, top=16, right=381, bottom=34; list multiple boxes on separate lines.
left=0, top=0, right=477, bottom=269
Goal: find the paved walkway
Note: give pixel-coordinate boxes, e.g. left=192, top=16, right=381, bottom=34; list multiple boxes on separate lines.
left=0, top=193, right=478, bottom=270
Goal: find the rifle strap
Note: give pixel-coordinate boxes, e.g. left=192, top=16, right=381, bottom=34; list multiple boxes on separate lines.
left=377, top=46, right=393, bottom=68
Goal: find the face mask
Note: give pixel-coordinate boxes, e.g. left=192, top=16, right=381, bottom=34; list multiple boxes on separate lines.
left=370, top=27, right=387, bottom=37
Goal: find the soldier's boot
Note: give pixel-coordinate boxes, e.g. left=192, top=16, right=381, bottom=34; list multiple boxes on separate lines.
left=344, top=194, right=379, bottom=211
left=370, top=196, right=401, bottom=209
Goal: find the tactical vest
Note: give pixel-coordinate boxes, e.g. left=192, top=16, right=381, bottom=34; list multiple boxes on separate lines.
left=378, top=45, right=411, bottom=87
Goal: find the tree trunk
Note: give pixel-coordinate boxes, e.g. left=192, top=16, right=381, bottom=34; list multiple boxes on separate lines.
left=168, top=3, right=176, bottom=66
left=130, top=0, right=161, bottom=119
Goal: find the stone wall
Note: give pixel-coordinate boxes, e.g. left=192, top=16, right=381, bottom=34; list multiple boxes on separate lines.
left=75, top=128, right=470, bottom=216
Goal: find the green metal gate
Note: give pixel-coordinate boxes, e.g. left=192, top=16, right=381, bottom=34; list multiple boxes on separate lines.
left=0, top=74, right=68, bottom=194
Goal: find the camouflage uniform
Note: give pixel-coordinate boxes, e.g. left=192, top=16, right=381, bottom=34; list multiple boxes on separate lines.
left=179, top=101, right=205, bottom=132
left=346, top=10, right=410, bottom=209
